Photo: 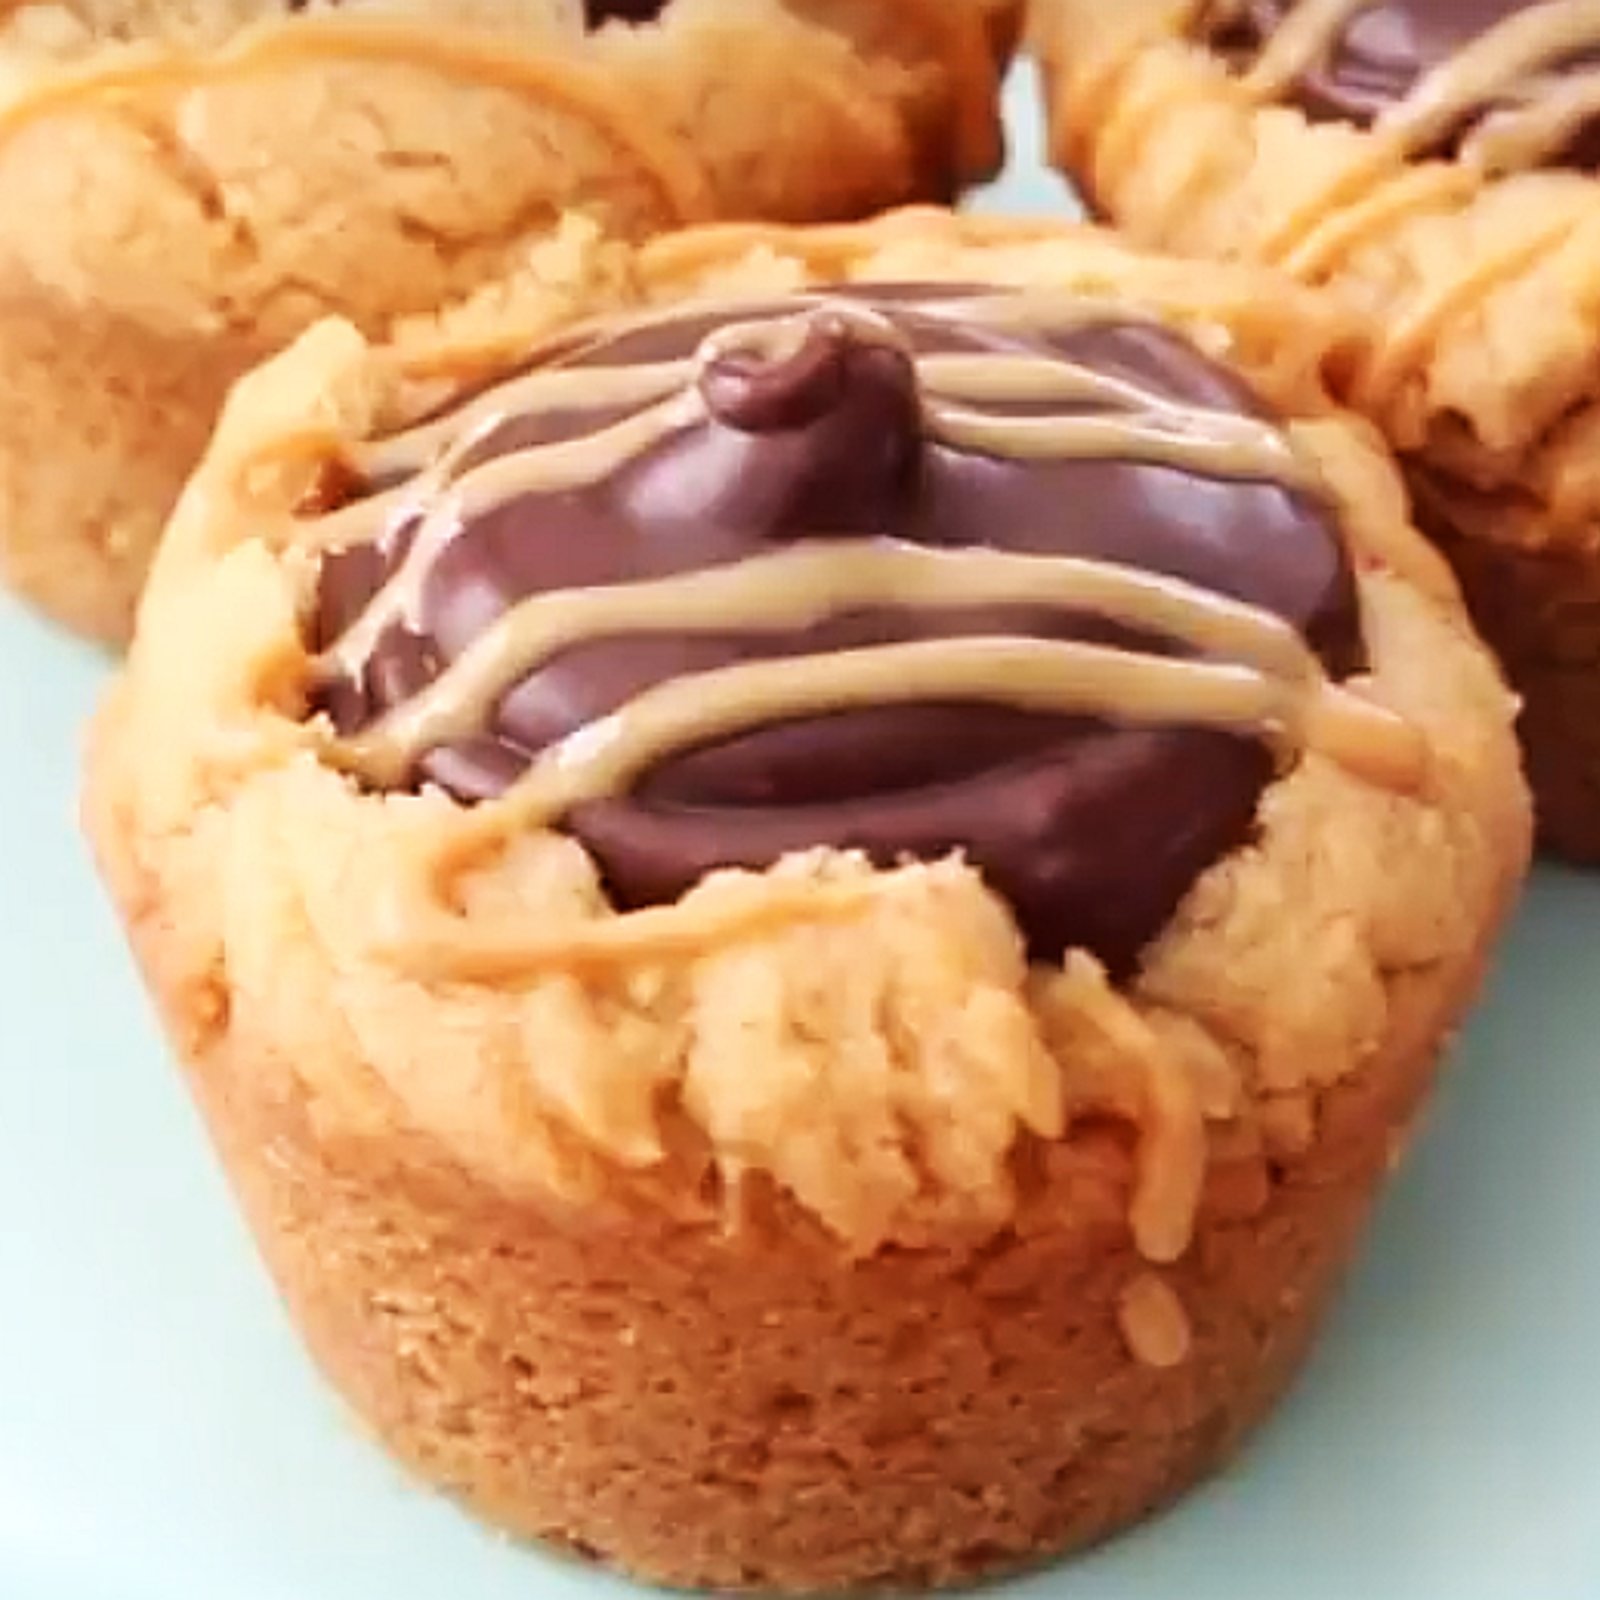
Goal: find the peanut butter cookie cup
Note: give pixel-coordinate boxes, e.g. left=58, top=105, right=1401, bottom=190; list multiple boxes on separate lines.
left=0, top=0, right=1012, bottom=643
left=1034, top=0, right=1600, bottom=859
left=86, top=210, right=1529, bottom=1591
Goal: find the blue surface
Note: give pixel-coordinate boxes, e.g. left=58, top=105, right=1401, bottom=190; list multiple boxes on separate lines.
left=2, top=66, right=1599, bottom=1600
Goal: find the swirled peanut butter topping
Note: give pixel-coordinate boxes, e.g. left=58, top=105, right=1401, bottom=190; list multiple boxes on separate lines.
left=308, top=284, right=1418, bottom=971
left=1209, top=0, right=1600, bottom=173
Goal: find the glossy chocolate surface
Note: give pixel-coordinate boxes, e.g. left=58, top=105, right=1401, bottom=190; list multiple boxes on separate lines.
left=1224, top=0, right=1600, bottom=164
left=314, top=288, right=1361, bottom=972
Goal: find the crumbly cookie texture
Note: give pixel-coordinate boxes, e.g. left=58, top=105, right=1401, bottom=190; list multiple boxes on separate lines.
left=0, top=0, right=1011, bottom=644
left=1031, top=0, right=1600, bottom=858
left=85, top=212, right=1530, bottom=1591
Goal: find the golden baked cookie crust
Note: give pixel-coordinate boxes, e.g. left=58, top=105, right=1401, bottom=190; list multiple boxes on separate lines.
left=1031, top=0, right=1600, bottom=858
left=86, top=210, right=1530, bottom=1591
left=0, top=0, right=1014, bottom=644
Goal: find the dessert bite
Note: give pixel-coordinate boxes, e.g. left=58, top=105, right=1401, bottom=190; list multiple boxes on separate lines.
left=86, top=211, right=1529, bottom=1591
left=1033, top=0, right=1600, bottom=858
left=0, top=0, right=1012, bottom=643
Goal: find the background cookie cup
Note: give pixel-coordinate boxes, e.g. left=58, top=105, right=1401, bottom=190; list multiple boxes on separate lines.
left=0, top=0, right=1013, bottom=644
left=1031, top=0, right=1600, bottom=861
left=86, top=210, right=1530, bottom=1592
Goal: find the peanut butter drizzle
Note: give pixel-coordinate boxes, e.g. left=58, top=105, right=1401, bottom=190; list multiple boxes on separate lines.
left=1356, top=209, right=1581, bottom=409
left=1381, top=2, right=1600, bottom=159
left=1242, top=0, right=1367, bottom=97
left=408, top=637, right=1347, bottom=845
left=333, top=542, right=1322, bottom=786
left=359, top=358, right=696, bottom=479
left=1463, top=65, right=1600, bottom=172
left=320, top=389, right=707, bottom=676
left=363, top=298, right=914, bottom=483
left=925, top=401, right=1312, bottom=483
left=311, top=291, right=1425, bottom=830
left=376, top=869, right=891, bottom=983
left=1278, top=163, right=1477, bottom=279
left=1238, top=0, right=1600, bottom=174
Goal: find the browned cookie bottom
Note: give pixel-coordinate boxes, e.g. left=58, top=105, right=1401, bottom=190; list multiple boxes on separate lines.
left=168, top=968, right=1462, bottom=1594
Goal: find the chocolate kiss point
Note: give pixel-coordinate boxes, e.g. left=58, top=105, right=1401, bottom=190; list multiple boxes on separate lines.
left=694, top=317, right=925, bottom=536
left=698, top=319, right=919, bottom=435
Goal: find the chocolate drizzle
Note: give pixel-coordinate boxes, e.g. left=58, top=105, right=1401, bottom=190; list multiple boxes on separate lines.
left=307, top=286, right=1405, bottom=973
left=1212, top=0, right=1600, bottom=171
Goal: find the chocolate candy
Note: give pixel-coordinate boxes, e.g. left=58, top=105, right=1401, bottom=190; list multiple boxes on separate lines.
left=313, top=288, right=1360, bottom=972
left=584, top=1, right=670, bottom=25
left=1222, top=1, right=1600, bottom=166
left=287, top=0, right=669, bottom=20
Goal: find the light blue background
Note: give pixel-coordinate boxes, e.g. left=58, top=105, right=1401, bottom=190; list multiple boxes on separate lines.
left=1, top=66, right=1597, bottom=1600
